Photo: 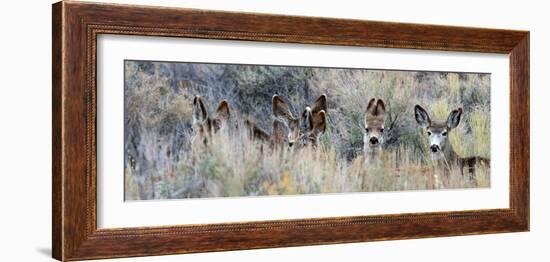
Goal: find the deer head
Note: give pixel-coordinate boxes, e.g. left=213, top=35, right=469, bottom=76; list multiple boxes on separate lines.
left=414, top=105, right=462, bottom=161
left=272, top=94, right=327, bottom=147
left=364, top=98, right=386, bottom=148
left=191, top=95, right=231, bottom=144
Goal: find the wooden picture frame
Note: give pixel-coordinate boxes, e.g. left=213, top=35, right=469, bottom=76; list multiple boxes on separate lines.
left=52, top=1, right=529, bottom=261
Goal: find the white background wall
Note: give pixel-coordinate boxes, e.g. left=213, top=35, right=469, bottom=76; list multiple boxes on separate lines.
left=0, top=0, right=546, bottom=261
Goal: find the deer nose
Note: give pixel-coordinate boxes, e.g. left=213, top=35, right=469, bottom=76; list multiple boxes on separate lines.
left=430, top=145, right=440, bottom=153
left=369, top=137, right=379, bottom=145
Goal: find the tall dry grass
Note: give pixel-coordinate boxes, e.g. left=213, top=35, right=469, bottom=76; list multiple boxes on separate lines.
left=125, top=126, right=489, bottom=199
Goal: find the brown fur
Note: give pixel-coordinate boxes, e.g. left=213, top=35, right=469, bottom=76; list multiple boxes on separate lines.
left=272, top=94, right=328, bottom=147
left=414, top=105, right=490, bottom=182
left=244, top=118, right=271, bottom=142
left=364, top=98, right=386, bottom=163
left=240, top=116, right=288, bottom=151
left=191, top=96, right=231, bottom=146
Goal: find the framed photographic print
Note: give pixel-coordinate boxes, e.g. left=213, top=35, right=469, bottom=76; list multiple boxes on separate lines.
left=52, top=1, right=529, bottom=261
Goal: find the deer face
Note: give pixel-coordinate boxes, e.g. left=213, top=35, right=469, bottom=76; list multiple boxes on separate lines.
left=286, top=115, right=302, bottom=147
left=414, top=105, right=462, bottom=156
left=191, top=96, right=231, bottom=144
left=272, top=94, right=327, bottom=147
left=364, top=98, right=386, bottom=148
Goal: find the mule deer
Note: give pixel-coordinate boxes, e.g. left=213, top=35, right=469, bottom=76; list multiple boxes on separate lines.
left=272, top=94, right=327, bottom=148
left=243, top=118, right=286, bottom=147
left=364, top=98, right=386, bottom=163
left=191, top=95, right=231, bottom=146
left=414, top=105, right=490, bottom=182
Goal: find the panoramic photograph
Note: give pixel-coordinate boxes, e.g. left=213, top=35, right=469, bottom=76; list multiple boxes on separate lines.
left=124, top=60, right=491, bottom=200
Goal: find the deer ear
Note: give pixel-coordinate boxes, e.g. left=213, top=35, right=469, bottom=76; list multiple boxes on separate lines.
left=312, top=110, right=327, bottom=136
left=272, top=95, right=294, bottom=122
left=311, top=94, right=327, bottom=114
left=215, top=100, right=230, bottom=122
left=374, top=99, right=386, bottom=116
left=447, top=108, right=463, bottom=129
left=366, top=98, right=376, bottom=114
left=414, top=105, right=431, bottom=129
left=192, top=96, right=208, bottom=125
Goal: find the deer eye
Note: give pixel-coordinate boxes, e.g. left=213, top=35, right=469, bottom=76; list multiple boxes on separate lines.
left=442, top=131, right=448, bottom=136
left=380, top=128, right=384, bottom=133
left=366, top=128, right=370, bottom=133
left=427, top=131, right=432, bottom=136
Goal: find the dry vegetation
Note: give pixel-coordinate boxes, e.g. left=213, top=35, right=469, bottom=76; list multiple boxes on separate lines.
left=124, top=61, right=491, bottom=200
